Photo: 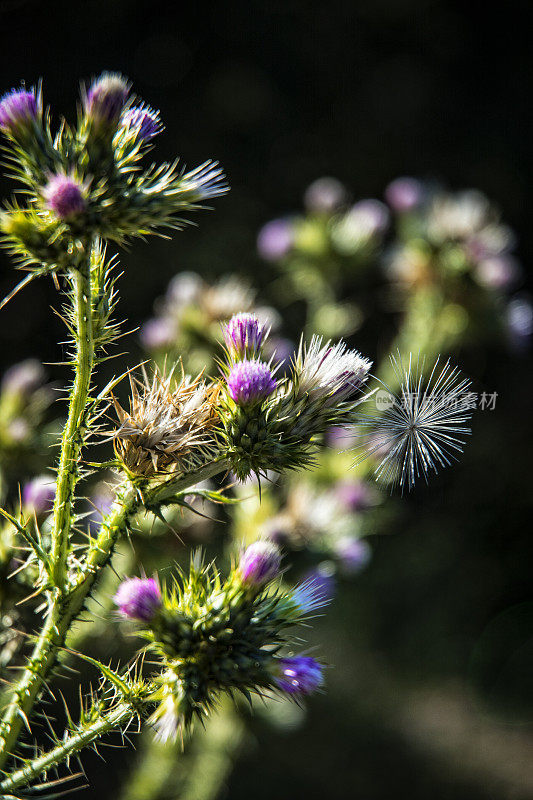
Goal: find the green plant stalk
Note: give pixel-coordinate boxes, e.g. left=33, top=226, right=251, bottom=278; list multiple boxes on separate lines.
left=50, top=254, right=94, bottom=590
left=0, top=701, right=136, bottom=794
left=0, top=459, right=228, bottom=773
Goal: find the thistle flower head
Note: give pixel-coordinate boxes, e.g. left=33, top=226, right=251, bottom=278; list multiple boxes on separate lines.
left=2, top=359, right=45, bottom=396
left=295, top=335, right=372, bottom=403
left=113, top=369, right=221, bottom=477
left=274, top=655, right=323, bottom=696
left=43, top=174, right=86, bottom=220
left=223, top=312, right=266, bottom=359
left=257, top=218, right=294, bottom=261
left=304, top=177, right=347, bottom=214
left=0, top=88, right=38, bottom=135
left=356, top=354, right=473, bottom=491
left=22, top=475, right=55, bottom=516
left=385, top=177, right=423, bottom=213
left=335, top=537, right=371, bottom=573
left=122, top=104, right=162, bottom=142
left=113, top=577, right=162, bottom=621
left=239, top=540, right=281, bottom=587
left=84, top=72, right=129, bottom=127
left=227, top=359, right=277, bottom=406
left=290, top=575, right=332, bottom=614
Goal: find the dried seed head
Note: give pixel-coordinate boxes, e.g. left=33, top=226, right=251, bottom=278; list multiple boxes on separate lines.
left=113, top=368, right=221, bottom=477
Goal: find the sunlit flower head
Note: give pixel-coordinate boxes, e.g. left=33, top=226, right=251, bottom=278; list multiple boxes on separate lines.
left=274, top=656, right=323, bottom=696
left=356, top=354, right=473, bottom=491
left=122, top=104, right=162, bottom=141
left=295, top=335, right=372, bottom=403
left=227, top=359, right=277, bottom=406
left=113, top=577, right=161, bottom=621
left=43, top=174, right=86, bottom=220
left=239, top=540, right=281, bottom=587
left=0, top=88, right=38, bottom=135
left=223, top=312, right=266, bottom=359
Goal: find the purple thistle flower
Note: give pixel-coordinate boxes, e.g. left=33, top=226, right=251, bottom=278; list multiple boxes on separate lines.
left=23, top=475, right=55, bottom=516
left=239, top=540, right=281, bottom=587
left=304, top=177, right=347, bottom=214
left=385, top=177, right=424, bottom=213
left=43, top=174, right=86, bottom=220
left=257, top=218, right=294, bottom=261
left=335, top=537, right=371, bottom=574
left=223, top=313, right=266, bottom=359
left=122, top=105, right=162, bottom=142
left=291, top=572, right=333, bottom=614
left=227, top=359, right=277, bottom=405
left=335, top=479, right=370, bottom=513
left=0, top=89, right=38, bottom=135
left=2, top=359, right=45, bottom=396
left=85, top=73, right=129, bottom=126
left=302, top=565, right=336, bottom=604
left=140, top=317, right=176, bottom=350
left=274, top=655, right=323, bottom=696
left=113, top=577, right=162, bottom=622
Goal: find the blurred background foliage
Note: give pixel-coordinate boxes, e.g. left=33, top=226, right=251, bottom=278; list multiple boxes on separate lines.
left=1, top=1, right=532, bottom=798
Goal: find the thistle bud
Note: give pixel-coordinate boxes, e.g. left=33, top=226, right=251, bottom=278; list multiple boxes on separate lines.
left=22, top=475, right=55, bottom=516
left=84, top=72, right=129, bottom=130
left=113, top=577, right=162, bottom=621
left=122, top=105, right=162, bottom=142
left=227, top=359, right=276, bottom=406
left=0, top=88, right=38, bottom=137
left=223, top=313, right=266, bottom=360
left=239, top=540, right=281, bottom=587
left=274, top=655, right=323, bottom=696
left=43, top=174, right=86, bottom=220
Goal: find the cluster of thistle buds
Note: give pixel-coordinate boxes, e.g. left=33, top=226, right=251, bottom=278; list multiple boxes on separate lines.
left=113, top=541, right=326, bottom=738
left=219, top=312, right=372, bottom=480
left=0, top=73, right=226, bottom=277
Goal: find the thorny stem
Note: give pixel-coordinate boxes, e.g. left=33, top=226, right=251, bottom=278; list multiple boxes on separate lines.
left=0, top=459, right=228, bottom=775
left=51, top=252, right=94, bottom=590
left=0, top=701, right=137, bottom=794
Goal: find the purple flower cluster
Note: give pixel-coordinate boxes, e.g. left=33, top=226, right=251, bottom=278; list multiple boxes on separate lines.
left=0, top=89, right=38, bottom=135
left=122, top=105, right=162, bottom=142
left=43, top=174, right=86, bottom=220
left=223, top=313, right=265, bottom=359
left=113, top=577, right=162, bottom=622
left=227, top=359, right=276, bottom=405
left=239, top=540, right=281, bottom=587
left=257, top=218, right=294, bottom=261
left=85, top=73, right=129, bottom=127
left=275, top=655, right=323, bottom=696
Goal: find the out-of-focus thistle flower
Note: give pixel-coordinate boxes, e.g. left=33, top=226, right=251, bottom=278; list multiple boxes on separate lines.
left=22, top=475, right=55, bottom=516
left=1, top=360, right=45, bottom=397
left=356, top=354, right=473, bottom=491
left=223, top=313, right=267, bottom=360
left=294, top=335, right=372, bottom=403
left=385, top=177, right=424, bottom=213
left=335, top=536, right=371, bottom=574
left=121, top=105, right=162, bottom=142
left=113, top=369, right=221, bottom=477
left=239, top=540, right=281, bottom=587
left=114, top=577, right=162, bottom=621
left=84, top=72, right=130, bottom=130
left=474, top=255, right=521, bottom=290
left=274, top=656, right=323, bottom=696
left=304, top=177, right=347, bottom=213
left=335, top=479, right=371, bottom=512
left=226, top=359, right=277, bottom=406
left=140, top=317, right=177, bottom=350
left=506, top=296, right=533, bottom=351
left=257, top=218, right=294, bottom=261
left=43, top=174, right=86, bottom=220
left=331, top=199, right=389, bottom=255
left=0, top=88, right=39, bottom=136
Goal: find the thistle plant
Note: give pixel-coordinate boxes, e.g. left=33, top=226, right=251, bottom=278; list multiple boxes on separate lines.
left=0, top=73, right=480, bottom=798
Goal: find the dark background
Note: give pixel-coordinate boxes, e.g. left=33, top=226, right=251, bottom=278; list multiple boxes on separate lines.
left=1, top=2, right=533, bottom=798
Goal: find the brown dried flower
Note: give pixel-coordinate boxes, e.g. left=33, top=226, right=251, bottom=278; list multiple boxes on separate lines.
left=113, top=368, right=221, bottom=477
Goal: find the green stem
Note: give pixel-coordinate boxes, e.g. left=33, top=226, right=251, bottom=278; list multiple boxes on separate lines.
left=0, top=702, right=136, bottom=794
left=0, top=460, right=228, bottom=772
left=51, top=256, right=94, bottom=590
